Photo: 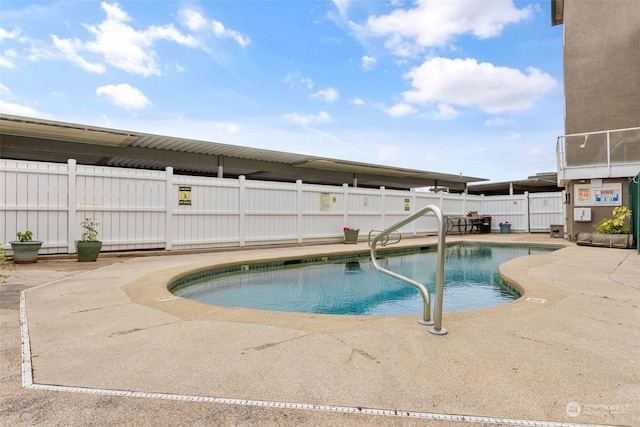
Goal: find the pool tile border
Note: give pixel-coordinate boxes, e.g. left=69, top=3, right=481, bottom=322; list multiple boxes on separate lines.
left=169, top=243, right=557, bottom=297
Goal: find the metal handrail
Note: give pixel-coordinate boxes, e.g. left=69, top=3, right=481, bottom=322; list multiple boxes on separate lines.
left=367, top=229, right=401, bottom=247
left=369, top=204, right=447, bottom=335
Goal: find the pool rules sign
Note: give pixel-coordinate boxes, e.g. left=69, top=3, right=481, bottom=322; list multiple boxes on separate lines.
left=179, top=186, right=192, bottom=206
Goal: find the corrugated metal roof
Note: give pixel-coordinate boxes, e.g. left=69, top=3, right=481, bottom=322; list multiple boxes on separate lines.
left=0, top=114, right=487, bottom=190
left=131, top=134, right=309, bottom=163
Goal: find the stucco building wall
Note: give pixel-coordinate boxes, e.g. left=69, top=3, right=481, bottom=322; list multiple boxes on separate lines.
left=562, top=0, right=640, bottom=134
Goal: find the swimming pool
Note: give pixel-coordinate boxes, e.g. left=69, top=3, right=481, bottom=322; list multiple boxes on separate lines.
left=171, top=244, right=557, bottom=315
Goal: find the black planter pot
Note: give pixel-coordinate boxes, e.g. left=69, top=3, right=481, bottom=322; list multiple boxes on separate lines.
left=76, top=241, right=102, bottom=262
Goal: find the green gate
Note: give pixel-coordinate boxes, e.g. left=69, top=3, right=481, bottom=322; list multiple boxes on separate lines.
left=631, top=173, right=640, bottom=253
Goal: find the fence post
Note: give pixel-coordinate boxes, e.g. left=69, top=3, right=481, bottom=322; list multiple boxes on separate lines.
left=165, top=167, right=173, bottom=251
left=67, top=159, right=77, bottom=254
left=296, top=179, right=303, bottom=243
left=525, top=191, right=531, bottom=233
left=342, top=183, right=349, bottom=228
left=239, top=175, right=246, bottom=247
left=380, top=186, right=385, bottom=230
left=462, top=192, right=467, bottom=216
left=411, top=188, right=417, bottom=236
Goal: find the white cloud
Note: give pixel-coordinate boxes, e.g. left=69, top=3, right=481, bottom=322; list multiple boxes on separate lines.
left=284, top=111, right=331, bottom=126
left=96, top=83, right=151, bottom=111
left=430, top=103, right=458, bottom=120
left=350, top=0, right=533, bottom=57
left=0, top=26, right=20, bottom=42
left=361, top=55, right=376, bottom=70
left=0, top=84, right=48, bottom=117
left=179, top=8, right=208, bottom=31
left=0, top=48, right=17, bottom=69
left=52, top=1, right=199, bottom=76
left=179, top=7, right=250, bottom=47
left=0, top=27, right=21, bottom=68
left=0, top=99, right=42, bottom=117
left=350, top=97, right=365, bottom=106
left=385, top=103, right=416, bottom=117
left=402, top=57, right=557, bottom=113
left=284, top=71, right=314, bottom=89
left=332, top=0, right=350, bottom=18
left=211, top=21, right=250, bottom=47
left=311, top=87, right=338, bottom=103
left=52, top=35, right=106, bottom=73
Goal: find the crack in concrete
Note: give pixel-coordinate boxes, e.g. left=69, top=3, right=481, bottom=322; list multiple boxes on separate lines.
left=242, top=333, right=311, bottom=351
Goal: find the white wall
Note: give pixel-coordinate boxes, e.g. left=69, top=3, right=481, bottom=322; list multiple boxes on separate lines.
left=1, top=159, right=566, bottom=254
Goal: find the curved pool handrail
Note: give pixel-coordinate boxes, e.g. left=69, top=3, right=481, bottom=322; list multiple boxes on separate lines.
left=367, top=229, right=402, bottom=247
left=369, top=204, right=447, bottom=335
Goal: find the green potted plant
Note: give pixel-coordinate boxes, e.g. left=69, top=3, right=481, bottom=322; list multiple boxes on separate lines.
left=77, top=217, right=102, bottom=262
left=343, top=226, right=359, bottom=244
left=9, top=230, right=44, bottom=263
left=592, top=206, right=633, bottom=248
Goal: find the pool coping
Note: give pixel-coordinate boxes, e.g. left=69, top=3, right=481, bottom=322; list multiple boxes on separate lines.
left=15, top=234, right=640, bottom=426
left=167, top=242, right=561, bottom=313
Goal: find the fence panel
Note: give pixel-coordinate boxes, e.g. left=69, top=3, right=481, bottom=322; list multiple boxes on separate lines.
left=382, top=190, right=414, bottom=231
left=245, top=181, right=298, bottom=244
left=171, top=176, right=240, bottom=249
left=299, top=184, right=344, bottom=240
left=529, top=192, right=566, bottom=233
left=0, top=160, right=69, bottom=253
left=345, top=187, right=385, bottom=236
left=480, top=194, right=529, bottom=232
left=75, top=165, right=167, bottom=251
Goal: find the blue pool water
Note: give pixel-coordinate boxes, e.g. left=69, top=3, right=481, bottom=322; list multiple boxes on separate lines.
left=172, top=244, right=557, bottom=315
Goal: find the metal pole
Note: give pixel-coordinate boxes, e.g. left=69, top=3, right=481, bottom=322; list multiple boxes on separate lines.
left=429, top=207, right=447, bottom=335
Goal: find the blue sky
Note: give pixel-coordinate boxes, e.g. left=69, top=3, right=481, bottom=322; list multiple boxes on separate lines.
left=0, top=0, right=564, bottom=183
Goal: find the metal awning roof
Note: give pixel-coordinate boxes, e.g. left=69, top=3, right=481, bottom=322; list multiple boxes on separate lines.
left=466, top=172, right=561, bottom=195
left=0, top=114, right=487, bottom=191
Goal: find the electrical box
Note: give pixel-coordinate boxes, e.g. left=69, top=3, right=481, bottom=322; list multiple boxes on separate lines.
left=550, top=224, right=564, bottom=238
left=574, top=207, right=592, bottom=222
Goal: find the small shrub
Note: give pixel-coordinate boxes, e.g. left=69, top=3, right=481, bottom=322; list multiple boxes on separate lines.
left=80, top=218, right=100, bottom=242
left=593, top=206, right=632, bottom=234
left=16, top=231, right=33, bottom=242
left=0, top=244, right=11, bottom=282
left=0, top=243, right=11, bottom=283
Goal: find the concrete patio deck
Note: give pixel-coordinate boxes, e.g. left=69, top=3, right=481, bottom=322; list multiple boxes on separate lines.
left=1, top=233, right=638, bottom=426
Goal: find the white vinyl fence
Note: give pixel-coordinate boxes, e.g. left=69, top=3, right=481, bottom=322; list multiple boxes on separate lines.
left=1, top=159, right=565, bottom=255
left=479, top=191, right=566, bottom=233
